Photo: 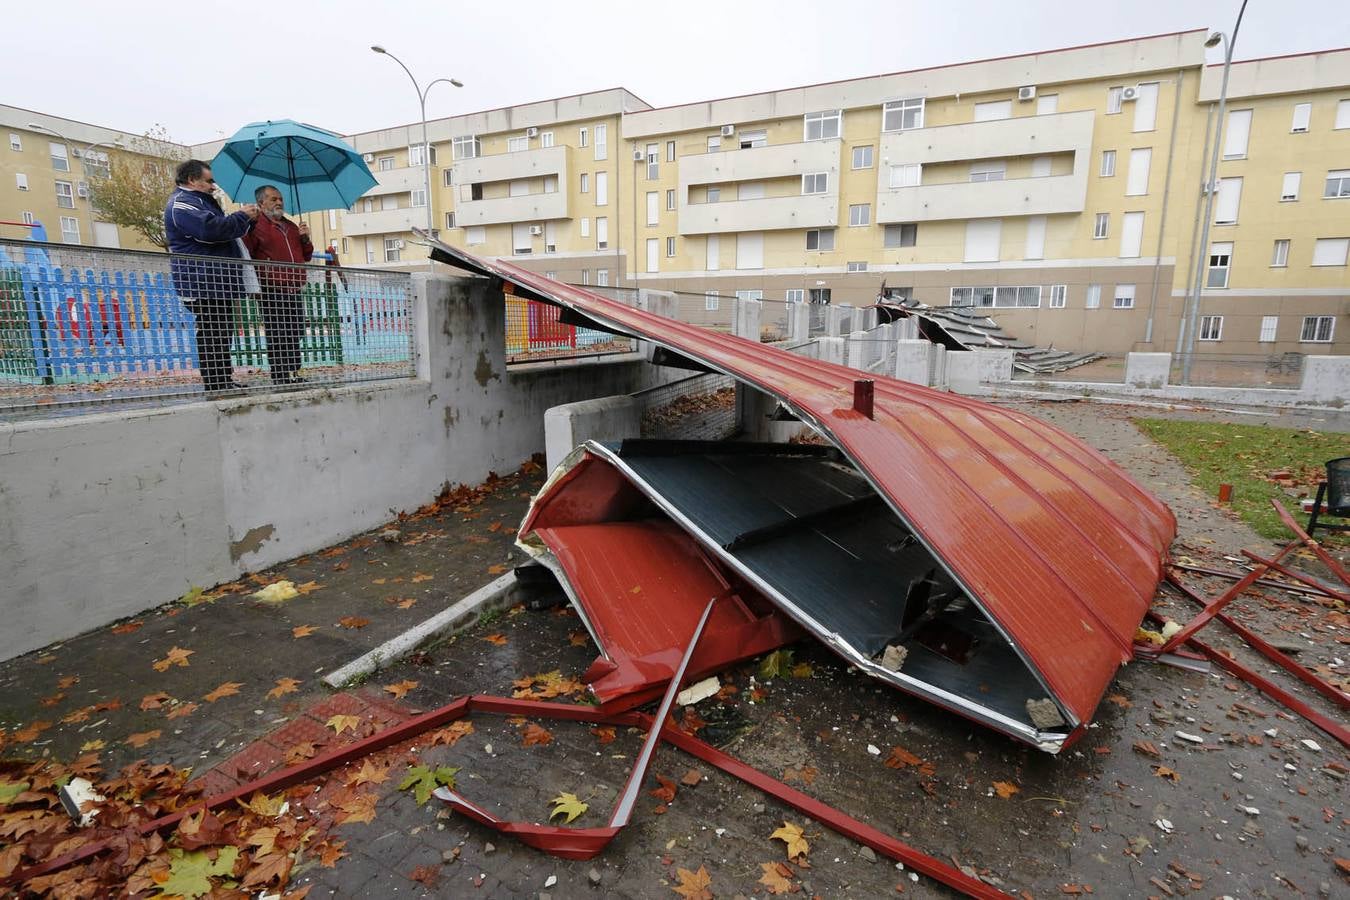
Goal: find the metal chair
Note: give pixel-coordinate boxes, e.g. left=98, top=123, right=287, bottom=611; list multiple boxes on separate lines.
left=1307, top=457, right=1350, bottom=535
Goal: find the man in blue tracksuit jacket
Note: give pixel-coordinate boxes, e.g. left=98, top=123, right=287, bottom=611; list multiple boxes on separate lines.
left=164, top=159, right=258, bottom=393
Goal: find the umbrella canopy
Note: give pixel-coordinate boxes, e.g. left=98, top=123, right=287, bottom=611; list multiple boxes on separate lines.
left=210, top=120, right=377, bottom=214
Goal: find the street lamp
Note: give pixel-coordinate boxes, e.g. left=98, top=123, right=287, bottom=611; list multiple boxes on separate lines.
left=370, top=45, right=463, bottom=237
left=1179, top=1, right=1249, bottom=384
left=27, top=122, right=124, bottom=244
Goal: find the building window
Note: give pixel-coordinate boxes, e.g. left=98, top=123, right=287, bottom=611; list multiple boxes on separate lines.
left=735, top=290, right=764, bottom=301
left=1291, top=103, right=1312, bottom=133
left=786, top=289, right=805, bottom=302
left=408, top=143, right=434, bottom=166
left=380, top=194, right=399, bottom=211
left=666, top=140, right=676, bottom=161
left=580, top=172, right=589, bottom=193
left=443, top=169, right=454, bottom=187
left=1281, top=172, right=1301, bottom=201
left=846, top=261, right=868, bottom=272
left=21, top=211, right=33, bottom=225
left=49, top=142, right=69, bottom=171
left=15, top=173, right=29, bottom=191
left=595, top=171, right=608, bottom=206
left=801, top=172, right=828, bottom=194
left=595, top=216, right=608, bottom=250
left=597, top=268, right=610, bottom=286
left=578, top=127, right=588, bottom=148
left=848, top=203, right=870, bottom=226
left=1113, top=284, right=1136, bottom=308
left=1085, top=284, right=1102, bottom=309
left=1214, top=177, right=1243, bottom=223
left=1337, top=100, right=1350, bottom=130
left=1223, top=109, right=1252, bottom=158
left=884, top=223, right=917, bottom=248
left=666, top=236, right=675, bottom=257
left=545, top=271, right=556, bottom=280
left=1300, top=315, right=1335, bottom=342
left=1259, top=316, right=1279, bottom=342
left=1093, top=213, right=1109, bottom=239
left=851, top=145, right=873, bottom=169
left=595, top=124, right=608, bottom=161
left=1207, top=243, right=1232, bottom=288
left=809, top=288, right=831, bottom=304
left=1324, top=169, right=1350, bottom=199
left=969, top=160, right=1005, bottom=182
left=581, top=269, right=590, bottom=285
left=1100, top=150, right=1117, bottom=177
left=59, top=216, right=79, bottom=244
left=544, top=222, right=557, bottom=253
left=411, top=188, right=427, bottom=207
left=507, top=135, right=527, bottom=153
left=83, top=151, right=109, bottom=180
left=707, top=135, right=721, bottom=152
left=646, top=142, right=658, bottom=179
left=377, top=156, right=395, bottom=171
left=1049, top=284, right=1067, bottom=308
left=973, top=100, right=1012, bottom=122
left=466, top=225, right=485, bottom=245
left=444, top=212, right=456, bottom=229
left=883, top=98, right=925, bottom=132
left=1107, top=86, right=1124, bottom=114
left=803, top=109, right=841, bottom=141
left=666, top=189, right=675, bottom=210
left=889, top=164, right=921, bottom=187
left=541, top=131, right=554, bottom=148
left=1037, top=93, right=1059, bottom=115
left=1199, top=315, right=1223, bottom=341
left=805, top=228, right=835, bottom=251
left=738, top=129, right=767, bottom=149
left=1311, top=237, right=1349, bottom=266
left=8, top=133, right=20, bottom=151
left=706, top=187, right=720, bottom=203
left=55, top=180, right=74, bottom=208
left=704, top=291, right=720, bottom=311
left=646, top=191, right=659, bottom=226
left=1126, top=148, right=1152, bottom=196
left=451, top=136, right=480, bottom=160
left=384, top=237, right=401, bottom=262
left=1272, top=239, right=1290, bottom=267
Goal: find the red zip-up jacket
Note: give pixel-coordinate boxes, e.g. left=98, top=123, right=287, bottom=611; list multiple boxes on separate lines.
left=242, top=214, right=314, bottom=292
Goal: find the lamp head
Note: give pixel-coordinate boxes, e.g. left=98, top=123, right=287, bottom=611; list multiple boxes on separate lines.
left=371, top=45, right=387, bottom=54
left=450, top=79, right=464, bottom=88
left=27, top=122, right=45, bottom=130
left=1204, top=32, right=1223, bottom=48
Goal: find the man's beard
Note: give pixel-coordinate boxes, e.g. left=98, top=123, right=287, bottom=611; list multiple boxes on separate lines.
left=266, top=208, right=285, bottom=221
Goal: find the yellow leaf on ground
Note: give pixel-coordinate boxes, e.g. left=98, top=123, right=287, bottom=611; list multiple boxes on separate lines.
left=672, top=864, right=714, bottom=899
left=333, top=791, right=377, bottom=825
left=337, top=616, right=370, bottom=629
left=237, top=792, right=286, bottom=817
left=411, top=572, right=434, bottom=583
left=152, top=646, right=194, bottom=672
left=327, top=714, right=361, bottom=735
left=80, top=739, right=106, bottom=752
left=295, top=581, right=322, bottom=595
left=266, top=678, right=302, bottom=700
left=395, top=598, right=417, bottom=609
left=548, top=791, right=589, bottom=824
left=758, top=861, right=796, bottom=894
left=486, top=564, right=508, bottom=576
left=383, top=680, right=419, bottom=699
left=346, top=761, right=390, bottom=787
left=1152, top=765, right=1182, bottom=782
left=771, top=821, right=810, bottom=861
left=253, top=581, right=300, bottom=603
left=292, top=625, right=318, bottom=639
left=992, top=781, right=1021, bottom=799
left=204, top=682, right=243, bottom=703
left=428, top=720, right=475, bottom=747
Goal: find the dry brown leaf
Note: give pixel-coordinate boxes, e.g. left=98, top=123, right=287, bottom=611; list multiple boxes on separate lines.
left=204, top=682, right=243, bottom=703
left=487, top=521, right=502, bottom=532
left=395, top=598, right=417, bottom=609
left=139, top=692, right=172, bottom=711
left=411, top=572, right=434, bottom=583
left=1152, top=765, right=1182, bottom=782
left=152, top=646, right=194, bottom=672
left=1105, top=693, right=1133, bottom=708
left=409, top=863, right=441, bottom=887
left=315, top=838, right=347, bottom=867
left=521, top=723, right=553, bottom=746
left=57, top=675, right=80, bottom=689
left=680, top=769, right=703, bottom=787
left=285, top=741, right=320, bottom=764
left=672, top=864, right=714, bottom=899
left=483, top=633, right=508, bottom=646
left=428, top=720, right=475, bottom=747
left=346, top=761, right=390, bottom=787
left=486, top=564, right=508, bottom=576
left=38, top=693, right=64, bottom=707
left=992, top=781, right=1020, bottom=799
left=111, top=621, right=143, bottom=635
left=125, top=730, right=161, bottom=748
left=13, top=720, right=51, bottom=742
left=327, top=714, right=361, bottom=735
left=166, top=702, right=198, bottom=720
left=569, top=631, right=590, bottom=647
left=649, top=775, right=678, bottom=803
left=337, top=616, right=370, bottom=630
left=295, top=580, right=322, bottom=595
left=80, top=739, right=106, bottom=752
left=333, top=791, right=377, bottom=825
left=591, top=726, right=617, bottom=745
left=267, top=678, right=302, bottom=700
left=1132, top=740, right=1161, bottom=759
left=383, top=679, right=419, bottom=699
left=292, top=625, right=318, bottom=639
left=758, top=861, right=798, bottom=894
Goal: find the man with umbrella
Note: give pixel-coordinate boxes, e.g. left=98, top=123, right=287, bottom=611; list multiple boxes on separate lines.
left=244, top=186, right=314, bottom=384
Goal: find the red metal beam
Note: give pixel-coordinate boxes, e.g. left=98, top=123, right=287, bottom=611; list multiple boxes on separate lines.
left=1168, top=562, right=1342, bottom=600
left=1240, top=550, right=1350, bottom=603
left=1157, top=539, right=1301, bottom=654
left=1271, top=499, right=1350, bottom=588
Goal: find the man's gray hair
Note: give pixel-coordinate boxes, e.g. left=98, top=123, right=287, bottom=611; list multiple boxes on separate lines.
left=254, top=184, right=283, bottom=202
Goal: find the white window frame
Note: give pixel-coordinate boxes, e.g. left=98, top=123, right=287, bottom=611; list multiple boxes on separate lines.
left=1049, top=284, right=1067, bottom=308
left=595, top=216, right=608, bottom=250
left=1337, top=100, right=1350, bottom=130
left=580, top=217, right=590, bottom=238
left=801, top=172, right=828, bottom=194
left=1199, top=315, right=1223, bottom=341
left=451, top=136, right=480, bottom=160
left=848, top=203, right=871, bottom=227
left=410, top=188, right=427, bottom=207
left=973, top=100, right=1012, bottom=122
left=1281, top=172, right=1301, bottom=201
left=1213, top=177, right=1243, bottom=224
left=645, top=142, right=658, bottom=180
left=882, top=98, right=925, bottom=132
left=1036, top=93, right=1059, bottom=115
left=1113, top=284, right=1136, bottom=309
left=445, top=211, right=456, bottom=229
left=706, top=187, right=720, bottom=203
left=846, top=261, right=868, bottom=272
left=49, top=142, right=69, bottom=171
left=15, top=172, right=29, bottom=191
left=704, top=290, right=720, bottom=311
left=443, top=169, right=454, bottom=187
left=1106, top=86, right=1124, bottom=115
left=59, top=215, right=80, bottom=244
left=1085, top=284, right=1102, bottom=309
left=1100, top=150, right=1116, bottom=177
left=1324, top=169, right=1350, bottom=199
left=376, top=155, right=395, bottom=172
left=1222, top=109, right=1253, bottom=159
left=888, top=164, right=921, bottom=188
left=21, top=211, right=34, bottom=225
left=541, top=131, right=554, bottom=148
left=738, top=130, right=767, bottom=149
left=1093, top=213, right=1109, bottom=240
left=1125, top=148, right=1151, bottom=196
left=8, top=132, right=20, bottom=151
left=666, top=189, right=675, bottom=210
left=735, top=289, right=765, bottom=301
left=1207, top=242, right=1233, bottom=288
left=578, top=127, right=588, bottom=148
left=506, top=135, right=528, bottom=153
left=851, top=145, right=873, bottom=169
left=579, top=172, right=589, bottom=194
left=645, top=191, right=659, bottom=227
left=408, top=143, right=433, bottom=166
left=597, top=268, right=610, bottom=286
left=883, top=223, right=917, bottom=248
left=969, top=160, right=1006, bottom=183
left=1271, top=239, right=1290, bottom=267
left=707, top=135, right=721, bottom=152
left=581, top=269, right=590, bottom=285
left=1311, top=237, right=1349, bottom=266
left=666, top=236, right=675, bottom=257
left=666, top=140, right=676, bottom=161
left=595, top=171, right=608, bottom=206
left=803, top=109, right=842, bottom=141
left=595, top=124, right=608, bottom=161
left=1259, top=316, right=1279, bottom=342
left=383, top=237, right=401, bottom=262
left=1300, top=315, right=1335, bottom=342
left=805, top=228, right=835, bottom=251
left=1291, top=103, right=1311, bottom=133
left=786, top=289, right=805, bottom=302
left=55, top=180, right=74, bottom=208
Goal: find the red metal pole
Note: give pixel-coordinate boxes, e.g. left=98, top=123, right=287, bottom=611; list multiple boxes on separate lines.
left=1157, top=539, right=1301, bottom=654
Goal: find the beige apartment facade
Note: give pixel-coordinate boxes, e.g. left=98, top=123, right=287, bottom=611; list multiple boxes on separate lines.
left=5, top=31, right=1347, bottom=357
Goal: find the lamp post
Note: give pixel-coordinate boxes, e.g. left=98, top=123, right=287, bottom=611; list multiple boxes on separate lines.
left=370, top=46, right=462, bottom=237
left=1179, top=1, right=1249, bottom=384
left=27, top=122, right=123, bottom=244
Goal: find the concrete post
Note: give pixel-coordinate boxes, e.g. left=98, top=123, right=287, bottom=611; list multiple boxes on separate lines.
left=846, top=330, right=874, bottom=372
left=816, top=336, right=845, bottom=366
left=788, top=302, right=810, bottom=342
left=544, top=396, right=640, bottom=471
left=932, top=345, right=948, bottom=391
left=947, top=349, right=1014, bottom=394
left=895, top=317, right=919, bottom=340
left=733, top=298, right=763, bottom=341
left=894, top=340, right=932, bottom=385
left=638, top=288, right=677, bottom=320
left=861, top=307, right=879, bottom=331
left=1299, top=356, right=1350, bottom=405
left=825, top=304, right=850, bottom=337
left=1124, top=352, right=1171, bottom=389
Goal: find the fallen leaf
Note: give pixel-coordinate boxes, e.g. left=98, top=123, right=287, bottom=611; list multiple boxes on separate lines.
left=759, top=649, right=795, bottom=680
left=140, top=692, right=172, bottom=711
left=1152, top=765, right=1182, bottom=782
left=166, top=701, right=199, bottom=720
left=253, top=581, right=300, bottom=603
left=487, top=521, right=503, bottom=533
left=411, top=572, right=434, bottom=583
left=337, top=616, right=370, bottom=630
left=395, top=598, right=417, bottom=609
left=246, top=826, right=280, bottom=857
left=783, top=766, right=818, bottom=786
left=237, top=792, right=286, bottom=817
left=203, top=682, right=243, bottom=703
left=399, top=764, right=460, bottom=805
left=125, top=730, right=161, bottom=748
left=295, top=580, right=322, bottom=595
left=512, top=670, right=584, bottom=700
left=993, top=781, right=1021, bottom=799
left=521, top=723, right=553, bottom=746
left=266, top=677, right=302, bottom=700
left=409, top=863, right=441, bottom=888
left=80, top=739, right=106, bottom=752
left=155, top=846, right=239, bottom=898
left=428, top=720, right=475, bottom=747
left=884, top=746, right=936, bottom=776
left=0, top=781, right=30, bottom=805
left=771, top=821, right=810, bottom=862
left=346, top=761, right=390, bottom=787
left=383, top=679, right=419, bottom=699
left=486, top=564, right=507, bottom=576
left=548, top=791, right=589, bottom=824
left=591, top=726, right=616, bottom=745
left=57, top=675, right=80, bottom=689
left=314, top=838, right=347, bottom=867
left=650, top=775, right=677, bottom=803
left=327, top=714, right=361, bottom=735
left=680, top=769, right=703, bottom=787
left=371, top=578, right=387, bottom=585
left=285, top=741, right=320, bottom=764
left=758, top=861, right=798, bottom=894
left=12, top=721, right=51, bottom=742
left=292, top=625, right=318, bottom=639
left=333, top=560, right=350, bottom=572
left=483, top=633, right=508, bottom=646
left=111, top=621, right=143, bottom=635
left=569, top=631, right=590, bottom=647
left=242, top=850, right=293, bottom=889
left=152, top=646, right=194, bottom=672
left=38, top=692, right=64, bottom=707
left=672, top=864, right=714, bottom=899
left=1131, top=741, right=1161, bottom=759
left=1106, top=693, right=1133, bottom=708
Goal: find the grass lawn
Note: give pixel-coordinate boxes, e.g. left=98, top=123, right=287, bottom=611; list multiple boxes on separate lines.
left=1134, top=417, right=1347, bottom=543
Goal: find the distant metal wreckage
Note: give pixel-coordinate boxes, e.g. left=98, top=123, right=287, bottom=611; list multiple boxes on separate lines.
left=429, top=235, right=1177, bottom=753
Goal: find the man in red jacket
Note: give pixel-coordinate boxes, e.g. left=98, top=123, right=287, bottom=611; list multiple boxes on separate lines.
left=243, top=185, right=314, bottom=384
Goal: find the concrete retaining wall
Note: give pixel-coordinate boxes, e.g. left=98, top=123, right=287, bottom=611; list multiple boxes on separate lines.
left=0, top=275, right=657, bottom=661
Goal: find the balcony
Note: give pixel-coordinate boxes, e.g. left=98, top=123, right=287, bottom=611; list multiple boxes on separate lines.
left=342, top=206, right=425, bottom=236
left=677, top=140, right=841, bottom=235
left=451, top=145, right=571, bottom=226
left=366, top=166, right=426, bottom=196
left=875, top=110, right=1093, bottom=223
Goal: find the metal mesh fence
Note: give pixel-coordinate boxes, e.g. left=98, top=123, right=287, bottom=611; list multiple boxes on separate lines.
left=504, top=296, right=635, bottom=363
left=633, top=372, right=738, bottom=440
left=1, top=238, right=412, bottom=414
left=1170, top=353, right=1304, bottom=390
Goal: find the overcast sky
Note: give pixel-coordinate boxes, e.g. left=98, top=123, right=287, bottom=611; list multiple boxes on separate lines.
left=4, top=0, right=1346, bottom=144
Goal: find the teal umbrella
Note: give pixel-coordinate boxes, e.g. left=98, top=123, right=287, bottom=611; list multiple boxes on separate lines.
left=211, top=119, right=376, bottom=214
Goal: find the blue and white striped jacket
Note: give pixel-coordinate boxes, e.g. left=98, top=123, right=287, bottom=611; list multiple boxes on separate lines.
left=164, top=187, right=254, bottom=301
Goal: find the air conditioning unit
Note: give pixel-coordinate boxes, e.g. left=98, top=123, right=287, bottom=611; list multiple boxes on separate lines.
left=76, top=181, right=90, bottom=198
left=394, top=239, right=405, bottom=249
left=526, top=127, right=539, bottom=138
left=720, top=124, right=735, bottom=137
left=1018, top=86, right=1037, bottom=101
left=633, top=148, right=645, bottom=161
left=1121, top=86, right=1141, bottom=102
left=529, top=224, right=543, bottom=236
left=362, top=153, right=375, bottom=163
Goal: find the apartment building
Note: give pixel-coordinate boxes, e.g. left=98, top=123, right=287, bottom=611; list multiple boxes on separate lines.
left=5, top=31, right=1346, bottom=356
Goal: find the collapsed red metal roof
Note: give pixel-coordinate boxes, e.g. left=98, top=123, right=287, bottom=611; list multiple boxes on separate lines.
left=428, top=239, right=1176, bottom=743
